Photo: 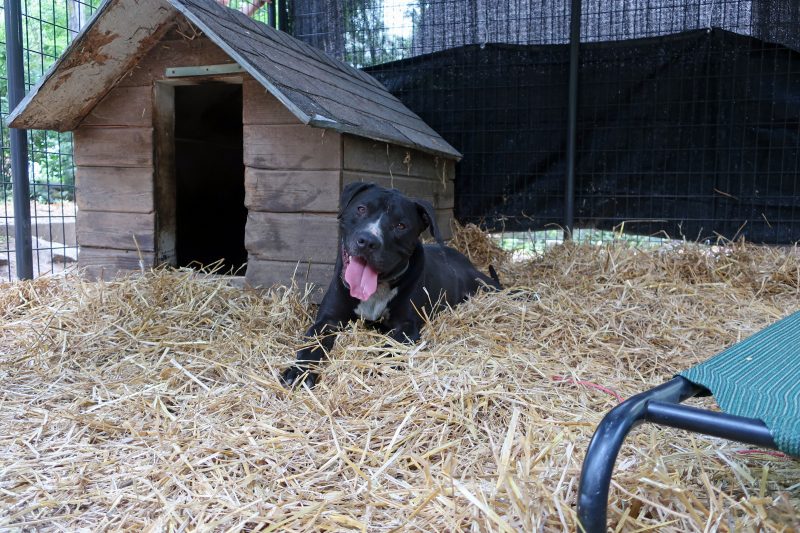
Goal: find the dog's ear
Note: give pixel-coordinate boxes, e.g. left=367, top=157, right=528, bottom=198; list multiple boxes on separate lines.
left=415, top=199, right=443, bottom=245
left=338, top=182, right=375, bottom=219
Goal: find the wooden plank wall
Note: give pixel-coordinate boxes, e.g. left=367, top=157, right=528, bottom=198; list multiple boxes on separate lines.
left=242, top=81, right=457, bottom=295
left=74, top=84, right=156, bottom=279
left=74, top=28, right=233, bottom=279
left=242, top=78, right=341, bottom=293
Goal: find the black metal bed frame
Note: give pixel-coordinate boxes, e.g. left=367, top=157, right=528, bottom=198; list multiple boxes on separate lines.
left=576, top=376, right=778, bottom=533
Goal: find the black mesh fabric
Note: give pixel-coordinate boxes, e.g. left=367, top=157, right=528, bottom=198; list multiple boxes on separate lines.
left=291, top=1, right=800, bottom=243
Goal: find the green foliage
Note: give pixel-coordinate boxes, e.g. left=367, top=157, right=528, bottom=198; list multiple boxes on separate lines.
left=341, top=0, right=415, bottom=67
left=225, top=0, right=273, bottom=25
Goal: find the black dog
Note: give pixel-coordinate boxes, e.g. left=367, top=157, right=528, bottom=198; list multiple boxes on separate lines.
left=280, top=182, right=501, bottom=387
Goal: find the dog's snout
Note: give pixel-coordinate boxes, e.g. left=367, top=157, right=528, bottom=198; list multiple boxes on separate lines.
left=355, top=232, right=380, bottom=251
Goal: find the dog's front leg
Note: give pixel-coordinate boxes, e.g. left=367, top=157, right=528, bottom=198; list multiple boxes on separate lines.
left=384, top=318, right=422, bottom=344
left=280, top=320, right=342, bottom=388
left=281, top=281, right=355, bottom=388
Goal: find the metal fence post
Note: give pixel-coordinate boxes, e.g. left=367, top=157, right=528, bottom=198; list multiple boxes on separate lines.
left=267, top=0, right=276, bottom=28
left=564, top=0, right=581, bottom=240
left=5, top=0, right=34, bottom=279
left=277, top=0, right=288, bottom=32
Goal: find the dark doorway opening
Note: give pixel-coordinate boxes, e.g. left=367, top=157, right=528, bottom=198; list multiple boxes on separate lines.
left=174, top=83, right=247, bottom=273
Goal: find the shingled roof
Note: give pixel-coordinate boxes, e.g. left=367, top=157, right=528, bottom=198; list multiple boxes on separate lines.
left=8, top=0, right=461, bottom=160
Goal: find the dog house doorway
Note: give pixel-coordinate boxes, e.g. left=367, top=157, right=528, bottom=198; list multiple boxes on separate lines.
left=157, top=80, right=247, bottom=274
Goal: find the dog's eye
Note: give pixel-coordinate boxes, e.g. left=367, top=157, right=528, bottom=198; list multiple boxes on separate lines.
left=395, top=222, right=407, bottom=231
left=356, top=205, right=367, bottom=215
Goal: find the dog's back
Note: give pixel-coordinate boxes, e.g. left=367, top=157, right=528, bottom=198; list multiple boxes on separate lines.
left=416, top=244, right=501, bottom=310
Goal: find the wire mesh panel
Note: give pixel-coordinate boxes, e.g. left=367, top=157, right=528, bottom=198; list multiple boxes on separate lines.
left=1, top=0, right=98, bottom=280
left=292, top=0, right=800, bottom=251
left=574, top=0, right=800, bottom=244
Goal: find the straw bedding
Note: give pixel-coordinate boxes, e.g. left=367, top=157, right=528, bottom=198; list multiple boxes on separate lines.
left=1, top=230, right=798, bottom=531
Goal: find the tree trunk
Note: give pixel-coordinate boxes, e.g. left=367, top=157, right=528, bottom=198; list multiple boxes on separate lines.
left=67, top=0, right=87, bottom=38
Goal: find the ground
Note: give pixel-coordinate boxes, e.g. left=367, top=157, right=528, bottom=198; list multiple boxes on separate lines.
left=1, top=200, right=78, bottom=281
left=0, top=232, right=798, bottom=531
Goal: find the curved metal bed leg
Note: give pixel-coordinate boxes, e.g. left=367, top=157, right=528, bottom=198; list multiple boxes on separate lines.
left=576, top=377, right=701, bottom=532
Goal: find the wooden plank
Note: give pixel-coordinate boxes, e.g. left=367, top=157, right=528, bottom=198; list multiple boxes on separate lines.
left=435, top=208, right=454, bottom=241
left=243, top=79, right=300, bottom=125
left=343, top=171, right=434, bottom=203
left=73, top=127, right=153, bottom=167
left=342, top=171, right=454, bottom=209
left=153, top=83, right=177, bottom=266
left=117, top=37, right=234, bottom=87
left=246, top=257, right=334, bottom=302
left=76, top=166, right=154, bottom=213
left=245, top=168, right=340, bottom=213
left=439, top=179, right=455, bottom=210
left=80, top=86, right=153, bottom=127
left=243, top=124, right=341, bottom=170
left=79, top=247, right=156, bottom=281
left=165, top=63, right=244, bottom=77
left=245, top=211, right=338, bottom=263
left=343, top=135, right=454, bottom=179
left=77, top=211, right=156, bottom=251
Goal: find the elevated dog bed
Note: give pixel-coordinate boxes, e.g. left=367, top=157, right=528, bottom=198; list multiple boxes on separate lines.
left=577, top=310, right=800, bottom=532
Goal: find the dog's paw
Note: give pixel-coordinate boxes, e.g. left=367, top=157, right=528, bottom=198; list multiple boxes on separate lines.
left=280, top=365, right=318, bottom=389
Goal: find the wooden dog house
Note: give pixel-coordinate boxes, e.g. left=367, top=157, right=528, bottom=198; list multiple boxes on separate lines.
left=9, top=0, right=460, bottom=291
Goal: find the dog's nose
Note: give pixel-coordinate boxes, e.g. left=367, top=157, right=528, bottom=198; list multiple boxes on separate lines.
left=355, top=232, right=380, bottom=251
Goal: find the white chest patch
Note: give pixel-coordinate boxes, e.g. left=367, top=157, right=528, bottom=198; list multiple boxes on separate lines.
left=355, top=283, right=398, bottom=322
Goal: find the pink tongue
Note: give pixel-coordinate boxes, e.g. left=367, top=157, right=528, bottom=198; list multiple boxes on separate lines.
left=344, top=256, right=379, bottom=301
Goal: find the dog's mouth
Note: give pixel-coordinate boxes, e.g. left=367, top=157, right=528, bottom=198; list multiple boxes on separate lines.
left=341, top=247, right=380, bottom=301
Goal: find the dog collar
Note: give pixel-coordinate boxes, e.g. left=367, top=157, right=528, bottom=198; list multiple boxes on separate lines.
left=381, top=261, right=409, bottom=285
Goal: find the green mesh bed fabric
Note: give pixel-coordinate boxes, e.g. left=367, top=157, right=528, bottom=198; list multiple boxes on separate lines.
left=680, top=311, right=800, bottom=457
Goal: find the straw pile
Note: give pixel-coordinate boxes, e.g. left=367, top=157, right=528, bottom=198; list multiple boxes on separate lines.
left=1, top=230, right=798, bottom=531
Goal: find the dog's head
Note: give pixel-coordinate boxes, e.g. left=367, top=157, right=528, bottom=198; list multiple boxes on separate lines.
left=337, top=182, right=441, bottom=301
